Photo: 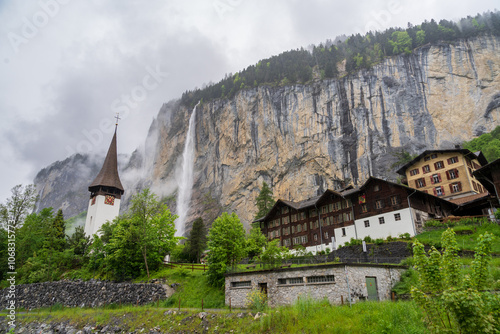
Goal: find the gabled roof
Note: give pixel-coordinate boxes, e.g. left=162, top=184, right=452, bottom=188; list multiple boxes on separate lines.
left=473, top=158, right=500, bottom=195
left=89, top=130, right=124, bottom=192
left=448, top=192, right=490, bottom=205
left=396, top=149, right=488, bottom=175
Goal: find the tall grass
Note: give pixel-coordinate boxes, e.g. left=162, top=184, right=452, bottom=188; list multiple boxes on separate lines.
left=251, top=297, right=427, bottom=333
left=135, top=267, right=225, bottom=308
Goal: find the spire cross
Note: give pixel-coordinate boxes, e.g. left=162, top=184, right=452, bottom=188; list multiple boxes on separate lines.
left=115, top=113, right=121, bottom=126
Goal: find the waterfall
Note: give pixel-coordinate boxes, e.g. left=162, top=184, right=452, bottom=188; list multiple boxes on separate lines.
left=175, top=103, right=199, bottom=237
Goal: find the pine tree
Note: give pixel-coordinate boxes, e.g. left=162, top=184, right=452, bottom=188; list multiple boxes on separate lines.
left=186, top=217, right=207, bottom=263
left=52, top=209, right=66, bottom=251
left=254, top=182, right=275, bottom=220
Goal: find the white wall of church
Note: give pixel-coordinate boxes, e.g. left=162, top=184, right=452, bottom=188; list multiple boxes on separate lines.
left=354, top=208, right=415, bottom=241
left=84, top=195, right=121, bottom=236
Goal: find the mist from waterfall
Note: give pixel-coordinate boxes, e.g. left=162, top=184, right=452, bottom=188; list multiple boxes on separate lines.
left=175, top=103, right=199, bottom=237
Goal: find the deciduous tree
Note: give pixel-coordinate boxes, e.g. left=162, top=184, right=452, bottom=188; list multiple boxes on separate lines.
left=206, top=212, right=246, bottom=287
left=0, top=184, right=37, bottom=228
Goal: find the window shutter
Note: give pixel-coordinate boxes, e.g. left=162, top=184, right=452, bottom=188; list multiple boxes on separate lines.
left=430, top=176, right=434, bottom=184
left=446, top=170, right=450, bottom=180
left=438, top=173, right=442, bottom=182
left=458, top=182, right=462, bottom=191
left=455, top=169, right=459, bottom=177
left=449, top=184, right=454, bottom=193
left=447, top=158, right=451, bottom=164
left=441, top=186, right=445, bottom=195
left=433, top=188, right=437, bottom=196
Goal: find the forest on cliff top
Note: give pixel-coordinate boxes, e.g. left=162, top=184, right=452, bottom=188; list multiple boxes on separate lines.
left=181, top=11, right=500, bottom=107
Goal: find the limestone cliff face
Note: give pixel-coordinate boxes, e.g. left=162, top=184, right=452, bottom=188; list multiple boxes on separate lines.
left=35, top=36, right=500, bottom=230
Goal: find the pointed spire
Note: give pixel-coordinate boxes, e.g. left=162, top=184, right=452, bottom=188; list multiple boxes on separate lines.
left=89, top=129, right=124, bottom=193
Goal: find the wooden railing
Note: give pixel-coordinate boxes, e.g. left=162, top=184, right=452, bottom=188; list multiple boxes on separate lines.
left=163, top=262, right=207, bottom=272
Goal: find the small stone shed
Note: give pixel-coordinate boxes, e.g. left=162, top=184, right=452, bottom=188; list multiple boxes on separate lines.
left=225, top=263, right=406, bottom=308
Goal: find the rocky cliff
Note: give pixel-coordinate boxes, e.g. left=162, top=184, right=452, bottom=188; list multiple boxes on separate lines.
left=35, top=35, right=500, bottom=231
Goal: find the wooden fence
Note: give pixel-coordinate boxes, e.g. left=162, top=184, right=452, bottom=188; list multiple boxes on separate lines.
left=163, top=262, right=207, bottom=272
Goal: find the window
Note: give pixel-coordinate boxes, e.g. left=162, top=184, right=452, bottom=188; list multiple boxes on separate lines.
left=275, top=229, right=280, bottom=237
left=297, top=224, right=302, bottom=232
left=283, top=227, right=290, bottom=235
left=431, top=153, right=438, bottom=159
left=450, top=182, right=462, bottom=193
left=422, top=165, right=431, bottom=173
left=416, top=178, right=426, bottom=188
left=434, top=186, right=444, bottom=196
left=278, top=277, right=303, bottom=285
left=364, top=220, right=370, bottom=227
left=431, top=173, right=441, bottom=184
left=335, top=202, right=342, bottom=211
left=344, top=212, right=352, bottom=222
left=342, top=228, right=346, bottom=236
left=345, top=199, right=352, bottom=208
left=434, top=161, right=444, bottom=170
left=391, top=195, right=401, bottom=205
left=409, top=168, right=419, bottom=176
left=321, top=205, right=328, bottom=214
left=373, top=184, right=380, bottom=192
left=291, top=225, right=295, bottom=234
left=300, top=212, right=306, bottom=220
left=329, top=203, right=334, bottom=212
left=282, top=207, right=289, bottom=214
left=447, top=169, right=459, bottom=180
left=375, top=200, right=385, bottom=209
left=338, top=214, right=344, bottom=223
left=447, top=156, right=459, bottom=164
left=291, top=214, right=297, bottom=223
left=307, top=275, right=335, bottom=283
left=293, top=236, right=300, bottom=244
left=284, top=238, right=291, bottom=246
left=361, top=204, right=369, bottom=213
left=276, top=218, right=281, bottom=226
left=309, top=209, right=317, bottom=217
left=424, top=155, right=431, bottom=161
left=303, top=223, right=307, bottom=231
left=301, top=235, right=308, bottom=244
left=324, top=231, right=329, bottom=239
left=313, top=233, right=318, bottom=241
left=394, top=213, right=401, bottom=221
left=379, top=217, right=385, bottom=224
left=282, top=216, right=289, bottom=224
left=231, top=281, right=251, bottom=288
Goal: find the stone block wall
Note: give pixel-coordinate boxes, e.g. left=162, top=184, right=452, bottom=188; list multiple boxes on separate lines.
left=0, top=279, right=172, bottom=309
left=225, top=263, right=405, bottom=308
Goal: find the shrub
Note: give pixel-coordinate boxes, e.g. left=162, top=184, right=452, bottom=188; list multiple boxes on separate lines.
left=363, top=236, right=373, bottom=243
left=245, top=288, right=268, bottom=312
left=375, top=238, right=384, bottom=245
left=399, top=233, right=412, bottom=240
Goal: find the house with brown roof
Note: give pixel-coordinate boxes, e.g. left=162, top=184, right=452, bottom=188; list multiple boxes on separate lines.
left=396, top=149, right=488, bottom=200
left=255, top=177, right=457, bottom=252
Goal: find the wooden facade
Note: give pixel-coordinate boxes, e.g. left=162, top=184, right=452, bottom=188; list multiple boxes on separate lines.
left=397, top=149, right=488, bottom=200
left=257, top=177, right=457, bottom=250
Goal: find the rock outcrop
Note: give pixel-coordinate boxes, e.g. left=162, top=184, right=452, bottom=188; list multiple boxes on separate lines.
left=35, top=36, right=500, bottom=231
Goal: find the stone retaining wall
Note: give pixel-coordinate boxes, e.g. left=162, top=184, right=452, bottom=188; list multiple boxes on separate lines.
left=225, top=263, right=406, bottom=308
left=0, top=279, right=172, bottom=309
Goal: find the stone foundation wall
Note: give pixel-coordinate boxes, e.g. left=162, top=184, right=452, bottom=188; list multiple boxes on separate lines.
left=225, top=264, right=405, bottom=308
left=0, top=279, right=172, bottom=309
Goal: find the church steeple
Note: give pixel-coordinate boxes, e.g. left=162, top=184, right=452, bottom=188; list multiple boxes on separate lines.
left=84, top=122, right=124, bottom=237
left=88, top=129, right=124, bottom=195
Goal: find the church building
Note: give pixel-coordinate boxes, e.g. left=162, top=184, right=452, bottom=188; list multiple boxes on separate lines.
left=84, top=127, right=124, bottom=237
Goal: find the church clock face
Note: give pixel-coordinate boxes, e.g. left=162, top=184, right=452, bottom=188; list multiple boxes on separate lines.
left=104, top=195, right=115, bottom=206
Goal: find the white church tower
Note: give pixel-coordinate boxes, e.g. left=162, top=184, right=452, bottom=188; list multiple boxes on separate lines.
left=84, top=125, right=124, bottom=237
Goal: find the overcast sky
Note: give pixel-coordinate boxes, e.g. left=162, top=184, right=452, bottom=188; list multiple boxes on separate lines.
left=0, top=0, right=498, bottom=203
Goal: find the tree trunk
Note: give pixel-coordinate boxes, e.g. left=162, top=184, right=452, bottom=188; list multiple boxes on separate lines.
left=143, top=246, right=150, bottom=279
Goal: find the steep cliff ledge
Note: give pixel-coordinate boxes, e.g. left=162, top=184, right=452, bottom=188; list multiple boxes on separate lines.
left=35, top=36, right=500, bottom=231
